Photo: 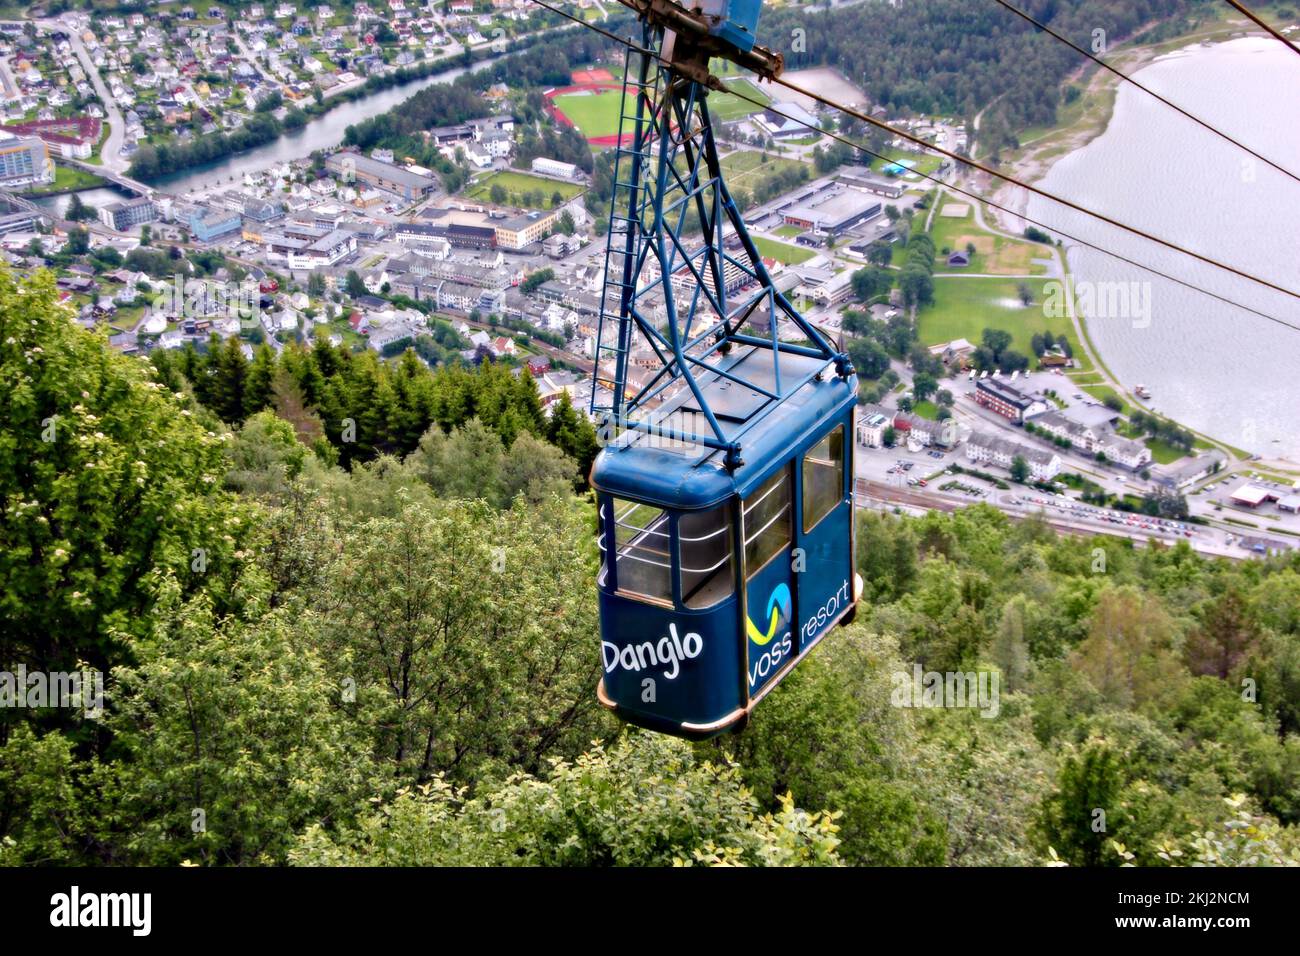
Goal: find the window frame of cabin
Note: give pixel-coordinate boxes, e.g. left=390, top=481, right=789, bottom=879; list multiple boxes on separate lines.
left=605, top=495, right=674, bottom=606
left=678, top=503, right=736, bottom=610
left=742, top=464, right=793, bottom=580
left=802, top=426, right=845, bottom=533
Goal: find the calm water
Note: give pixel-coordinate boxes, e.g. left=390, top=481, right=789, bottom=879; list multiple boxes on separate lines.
left=34, top=185, right=133, bottom=217
left=1027, top=37, right=1300, bottom=460
left=144, top=55, right=498, bottom=195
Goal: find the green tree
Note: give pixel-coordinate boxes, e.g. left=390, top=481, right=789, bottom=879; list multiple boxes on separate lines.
left=1038, top=741, right=1124, bottom=867
left=66, top=227, right=90, bottom=256
left=314, top=495, right=607, bottom=784
left=544, top=390, right=600, bottom=486
left=208, top=334, right=250, bottom=423
left=224, top=409, right=309, bottom=497
left=105, top=576, right=373, bottom=865
left=0, top=267, right=256, bottom=675
left=291, top=733, right=842, bottom=866
left=244, top=342, right=276, bottom=417
left=912, top=372, right=937, bottom=403
left=981, top=327, right=1013, bottom=358
left=345, top=270, right=368, bottom=298
left=847, top=337, right=890, bottom=380
left=851, top=265, right=889, bottom=301
left=1010, top=455, right=1029, bottom=483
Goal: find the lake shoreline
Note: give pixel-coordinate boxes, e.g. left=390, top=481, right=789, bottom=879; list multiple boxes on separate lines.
left=989, top=10, right=1280, bottom=229
left=981, top=17, right=1300, bottom=473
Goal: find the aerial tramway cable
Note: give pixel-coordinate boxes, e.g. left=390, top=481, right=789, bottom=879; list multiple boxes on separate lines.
left=988, top=0, right=1300, bottom=187
left=721, top=86, right=1300, bottom=336
left=1222, top=0, right=1300, bottom=60
left=763, top=75, right=1300, bottom=304
left=526, top=0, right=1300, bottom=334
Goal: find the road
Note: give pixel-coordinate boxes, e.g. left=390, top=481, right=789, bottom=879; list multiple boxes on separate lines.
left=42, top=19, right=128, bottom=173
left=0, top=54, right=17, bottom=98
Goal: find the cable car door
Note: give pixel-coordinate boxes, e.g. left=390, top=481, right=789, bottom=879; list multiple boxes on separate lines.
left=741, top=465, right=795, bottom=699
left=794, top=424, right=852, bottom=654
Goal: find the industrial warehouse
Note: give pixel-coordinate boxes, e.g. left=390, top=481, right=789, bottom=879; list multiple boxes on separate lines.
left=780, top=183, right=883, bottom=236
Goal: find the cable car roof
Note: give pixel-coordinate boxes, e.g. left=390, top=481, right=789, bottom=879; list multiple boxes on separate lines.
left=592, top=345, right=854, bottom=510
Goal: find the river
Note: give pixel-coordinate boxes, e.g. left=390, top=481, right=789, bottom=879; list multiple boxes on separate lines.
left=1026, top=36, right=1300, bottom=461
left=36, top=54, right=498, bottom=212
left=122, top=53, right=498, bottom=198
left=152, top=55, right=500, bottom=195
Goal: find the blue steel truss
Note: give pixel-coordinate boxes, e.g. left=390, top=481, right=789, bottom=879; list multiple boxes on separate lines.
left=590, top=19, right=851, bottom=470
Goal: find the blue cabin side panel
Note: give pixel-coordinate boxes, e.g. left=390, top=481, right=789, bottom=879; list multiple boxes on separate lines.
left=744, top=552, right=794, bottom=696
left=795, top=544, right=854, bottom=653
left=598, top=591, right=744, bottom=733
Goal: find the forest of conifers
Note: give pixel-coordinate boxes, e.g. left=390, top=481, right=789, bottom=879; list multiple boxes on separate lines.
left=3, top=266, right=1298, bottom=866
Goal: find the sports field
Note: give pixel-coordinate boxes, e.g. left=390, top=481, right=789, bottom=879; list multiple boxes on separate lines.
left=551, top=87, right=632, bottom=139
left=711, top=77, right=771, bottom=121
left=927, top=197, right=1049, bottom=275
left=751, top=235, right=818, bottom=265
left=550, top=73, right=771, bottom=144
left=571, top=66, right=616, bottom=85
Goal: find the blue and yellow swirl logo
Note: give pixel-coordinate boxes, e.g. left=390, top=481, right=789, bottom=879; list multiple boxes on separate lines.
left=746, top=582, right=792, bottom=646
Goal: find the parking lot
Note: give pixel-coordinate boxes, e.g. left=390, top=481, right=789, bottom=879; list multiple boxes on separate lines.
left=1009, top=492, right=1200, bottom=540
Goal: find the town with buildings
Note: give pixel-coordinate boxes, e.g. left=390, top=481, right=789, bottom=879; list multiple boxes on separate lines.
left=1, top=1, right=1295, bottom=564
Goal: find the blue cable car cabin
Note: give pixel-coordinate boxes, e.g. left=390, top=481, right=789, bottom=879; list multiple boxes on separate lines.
left=586, top=0, right=858, bottom=737
left=593, top=346, right=861, bottom=739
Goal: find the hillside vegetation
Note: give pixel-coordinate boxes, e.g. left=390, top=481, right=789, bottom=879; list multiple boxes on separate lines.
left=2, top=265, right=1298, bottom=867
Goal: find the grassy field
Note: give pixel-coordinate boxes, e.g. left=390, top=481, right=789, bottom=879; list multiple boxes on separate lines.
left=722, top=148, right=811, bottom=206
left=1079, top=383, right=1128, bottom=413
left=552, top=88, right=632, bottom=139
left=928, top=198, right=1049, bottom=275
left=920, top=276, right=1089, bottom=370
left=719, top=150, right=810, bottom=192
left=467, top=170, right=585, bottom=207
left=751, top=235, right=818, bottom=265
left=23, top=165, right=105, bottom=196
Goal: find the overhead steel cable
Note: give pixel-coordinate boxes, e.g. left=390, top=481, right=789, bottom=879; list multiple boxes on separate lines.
left=989, top=0, right=1300, bottom=187
left=526, top=0, right=1300, bottom=323
left=764, top=71, right=1300, bottom=304
left=719, top=87, right=1300, bottom=335
left=1223, top=0, right=1300, bottom=59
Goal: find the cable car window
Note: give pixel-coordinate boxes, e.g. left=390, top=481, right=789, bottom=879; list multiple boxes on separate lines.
left=743, top=466, right=791, bottom=577
left=680, top=505, right=734, bottom=609
left=612, top=497, right=673, bottom=603
left=803, top=427, right=845, bottom=532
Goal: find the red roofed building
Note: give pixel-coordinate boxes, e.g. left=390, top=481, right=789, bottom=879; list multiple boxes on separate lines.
left=1, top=117, right=102, bottom=160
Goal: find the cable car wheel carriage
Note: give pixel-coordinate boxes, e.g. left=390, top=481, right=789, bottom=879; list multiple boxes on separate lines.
left=589, top=0, right=863, bottom=739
